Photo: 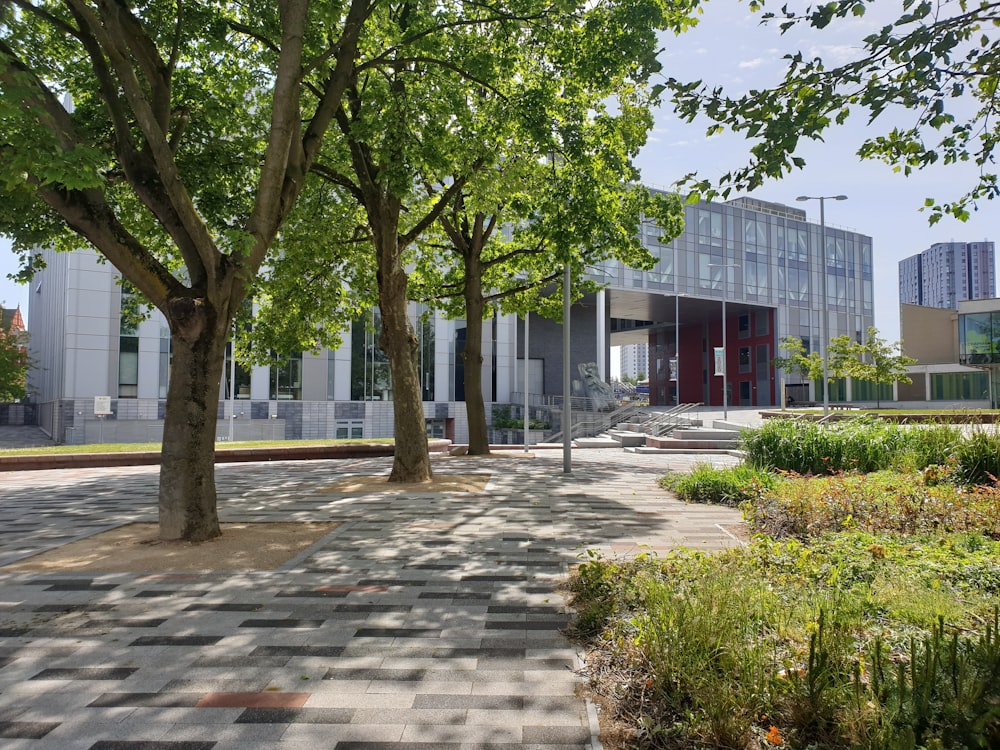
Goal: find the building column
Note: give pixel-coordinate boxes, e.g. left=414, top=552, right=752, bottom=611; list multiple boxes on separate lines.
left=925, top=371, right=932, bottom=401
left=596, top=289, right=607, bottom=380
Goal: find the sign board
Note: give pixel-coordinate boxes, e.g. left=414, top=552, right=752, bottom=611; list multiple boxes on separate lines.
left=713, top=347, right=725, bottom=377
left=668, top=357, right=678, bottom=382
left=94, top=396, right=112, bottom=416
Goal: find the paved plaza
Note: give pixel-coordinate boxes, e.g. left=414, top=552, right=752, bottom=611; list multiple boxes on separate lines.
left=0, top=444, right=743, bottom=750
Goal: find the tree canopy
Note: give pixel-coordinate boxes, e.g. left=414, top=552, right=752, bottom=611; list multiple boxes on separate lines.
left=248, top=0, right=694, bottom=461
left=0, top=0, right=371, bottom=539
left=668, top=0, right=1000, bottom=223
left=0, top=325, right=27, bottom=402
left=829, top=326, right=915, bottom=406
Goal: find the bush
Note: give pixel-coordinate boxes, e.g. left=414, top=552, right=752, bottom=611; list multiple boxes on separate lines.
left=746, top=471, right=1000, bottom=540
left=952, top=428, right=1000, bottom=486
left=741, top=416, right=911, bottom=475
left=569, top=538, right=1000, bottom=749
left=659, top=463, right=778, bottom=507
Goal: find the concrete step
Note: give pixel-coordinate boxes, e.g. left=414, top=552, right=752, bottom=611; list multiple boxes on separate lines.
left=670, top=428, right=742, bottom=441
left=574, top=436, right=623, bottom=448
left=645, top=435, right=740, bottom=450
left=605, top=430, right=647, bottom=447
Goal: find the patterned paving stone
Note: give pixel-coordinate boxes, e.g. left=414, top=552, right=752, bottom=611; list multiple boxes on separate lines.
left=0, top=449, right=743, bottom=748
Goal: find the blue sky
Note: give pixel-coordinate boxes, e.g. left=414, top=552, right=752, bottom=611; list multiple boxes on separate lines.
left=3, top=2, right=995, bottom=346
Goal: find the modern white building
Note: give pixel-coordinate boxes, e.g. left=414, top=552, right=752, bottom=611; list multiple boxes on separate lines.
left=27, top=194, right=876, bottom=443
left=899, top=240, right=996, bottom=310
left=618, top=343, right=648, bottom=381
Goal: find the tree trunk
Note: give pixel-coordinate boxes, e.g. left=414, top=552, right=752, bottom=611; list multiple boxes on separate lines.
left=378, top=242, right=432, bottom=483
left=462, top=282, right=490, bottom=455
left=157, top=296, right=226, bottom=541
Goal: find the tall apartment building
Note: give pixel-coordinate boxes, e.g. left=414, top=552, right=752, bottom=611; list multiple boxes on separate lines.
left=619, top=343, right=649, bottom=381
left=898, top=241, right=995, bottom=309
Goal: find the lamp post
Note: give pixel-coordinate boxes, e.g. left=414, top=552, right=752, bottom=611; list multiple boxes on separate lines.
left=562, top=262, right=572, bottom=474
left=674, top=291, right=680, bottom=404
left=708, top=263, right=739, bottom=420
left=796, top=195, right=848, bottom=417
left=523, top=311, right=530, bottom=453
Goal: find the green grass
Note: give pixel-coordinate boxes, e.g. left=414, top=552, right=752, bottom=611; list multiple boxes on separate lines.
left=0, top=438, right=395, bottom=456
left=659, top=463, right=779, bottom=507
left=570, top=419, right=1000, bottom=748
left=570, top=536, right=1000, bottom=749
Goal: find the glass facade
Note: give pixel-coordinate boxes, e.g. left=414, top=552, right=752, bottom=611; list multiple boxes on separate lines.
left=349, top=306, right=435, bottom=402
left=959, top=311, right=1000, bottom=365
left=929, top=371, right=989, bottom=401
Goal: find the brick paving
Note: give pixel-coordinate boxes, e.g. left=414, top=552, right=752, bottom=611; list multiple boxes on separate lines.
left=0, top=448, right=742, bottom=750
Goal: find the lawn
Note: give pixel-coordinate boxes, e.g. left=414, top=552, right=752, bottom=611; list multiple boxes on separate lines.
left=0, top=438, right=395, bottom=457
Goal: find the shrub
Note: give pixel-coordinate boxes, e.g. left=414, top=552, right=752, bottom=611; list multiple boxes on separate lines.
left=741, top=416, right=911, bottom=475
left=659, top=463, right=779, bottom=507
left=746, top=471, right=1000, bottom=540
left=952, top=428, right=1000, bottom=486
left=569, top=539, right=1000, bottom=749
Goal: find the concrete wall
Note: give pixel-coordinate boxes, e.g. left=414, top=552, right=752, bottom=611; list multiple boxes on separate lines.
left=44, top=397, right=482, bottom=445
left=900, top=303, right=958, bottom=364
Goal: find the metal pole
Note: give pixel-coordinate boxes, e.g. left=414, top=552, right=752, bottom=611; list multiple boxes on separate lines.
left=722, top=295, right=728, bottom=421
left=674, top=288, right=680, bottom=405
left=563, top=263, right=571, bottom=474
left=820, top=197, right=830, bottom=417
left=523, top=312, right=530, bottom=453
left=228, top=338, right=236, bottom=442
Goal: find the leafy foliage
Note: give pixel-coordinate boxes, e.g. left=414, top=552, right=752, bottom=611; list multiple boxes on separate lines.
left=829, top=327, right=916, bottom=407
left=659, top=463, right=779, bottom=506
left=667, top=0, right=1000, bottom=222
left=741, top=415, right=914, bottom=474
left=569, top=535, right=1000, bottom=749
left=0, top=326, right=27, bottom=402
left=772, top=335, right=823, bottom=382
left=746, top=470, right=1000, bottom=539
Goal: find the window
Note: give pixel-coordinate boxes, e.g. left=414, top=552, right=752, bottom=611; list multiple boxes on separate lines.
left=755, top=312, right=769, bottom=337
left=335, top=420, right=364, bottom=439
left=158, top=328, right=171, bottom=398
left=737, top=314, right=751, bottom=339
left=118, top=335, right=139, bottom=398
left=225, top=342, right=252, bottom=400
left=351, top=310, right=392, bottom=400
left=738, top=346, right=752, bottom=374
left=270, top=352, right=302, bottom=400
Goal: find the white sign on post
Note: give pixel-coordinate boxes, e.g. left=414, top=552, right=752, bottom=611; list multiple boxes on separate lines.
left=94, top=396, right=112, bottom=416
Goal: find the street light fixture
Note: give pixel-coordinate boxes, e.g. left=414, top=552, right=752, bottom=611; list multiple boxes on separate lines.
left=708, top=263, right=740, bottom=420
left=796, top=195, right=848, bottom=417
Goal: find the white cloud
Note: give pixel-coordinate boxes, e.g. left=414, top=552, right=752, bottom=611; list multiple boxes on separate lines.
left=738, top=57, right=767, bottom=69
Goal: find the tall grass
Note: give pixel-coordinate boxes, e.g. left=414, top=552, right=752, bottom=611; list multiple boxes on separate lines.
left=659, top=463, right=778, bottom=506
left=740, top=417, right=995, bottom=484
left=570, top=539, right=1000, bottom=749
left=741, top=416, right=911, bottom=474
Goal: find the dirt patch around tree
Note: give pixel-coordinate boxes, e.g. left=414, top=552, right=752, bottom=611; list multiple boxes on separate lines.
left=2, top=522, right=340, bottom=574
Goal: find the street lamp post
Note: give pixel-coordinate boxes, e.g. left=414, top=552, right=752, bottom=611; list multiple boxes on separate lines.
left=674, top=291, right=680, bottom=404
left=796, top=195, right=848, bottom=417
left=709, top=263, right=739, bottom=420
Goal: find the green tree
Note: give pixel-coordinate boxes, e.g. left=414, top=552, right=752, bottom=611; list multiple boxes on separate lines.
left=668, top=0, right=1000, bottom=222
left=0, top=1, right=371, bottom=540
left=0, top=326, right=27, bottom=402
left=248, top=0, right=694, bottom=467
left=772, top=335, right=824, bottom=384
left=403, top=0, right=692, bottom=455
left=829, top=327, right=916, bottom=408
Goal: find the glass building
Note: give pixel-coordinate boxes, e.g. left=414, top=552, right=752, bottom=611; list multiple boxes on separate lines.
left=26, top=195, right=877, bottom=442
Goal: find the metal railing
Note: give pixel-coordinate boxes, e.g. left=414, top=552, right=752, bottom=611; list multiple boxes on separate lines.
left=543, top=400, right=645, bottom=444
left=636, top=403, right=703, bottom=437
